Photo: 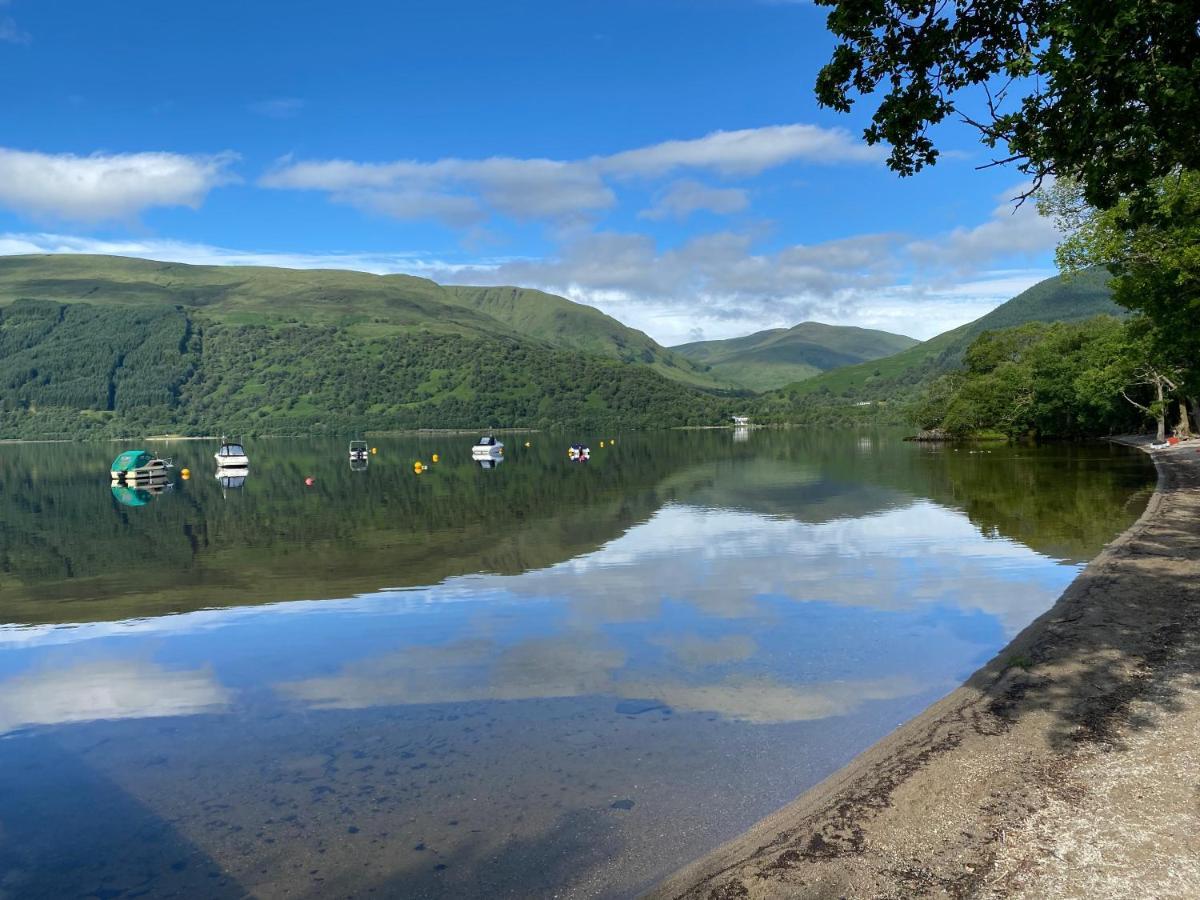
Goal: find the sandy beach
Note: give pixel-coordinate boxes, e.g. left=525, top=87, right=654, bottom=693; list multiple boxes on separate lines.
left=652, top=437, right=1200, bottom=900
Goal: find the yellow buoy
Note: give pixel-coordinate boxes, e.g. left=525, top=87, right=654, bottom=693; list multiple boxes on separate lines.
left=610, top=438, right=616, bottom=444
left=371, top=447, right=377, bottom=455
left=599, top=441, right=605, bottom=449
left=524, top=441, right=531, bottom=448
left=413, top=461, right=424, bottom=473
left=180, top=468, right=191, bottom=480
left=432, top=453, right=440, bottom=463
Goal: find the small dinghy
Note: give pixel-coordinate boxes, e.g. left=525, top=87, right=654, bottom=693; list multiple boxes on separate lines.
left=110, top=449, right=174, bottom=482
left=471, top=435, right=504, bottom=459
left=349, top=440, right=369, bottom=460
left=567, top=443, right=590, bottom=462
left=215, top=438, right=249, bottom=468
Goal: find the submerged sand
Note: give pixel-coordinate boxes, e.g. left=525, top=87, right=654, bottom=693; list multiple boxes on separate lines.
left=653, top=437, right=1200, bottom=900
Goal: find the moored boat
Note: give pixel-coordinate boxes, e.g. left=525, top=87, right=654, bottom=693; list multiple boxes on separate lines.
left=110, top=449, right=174, bottom=482
left=215, top=438, right=249, bottom=468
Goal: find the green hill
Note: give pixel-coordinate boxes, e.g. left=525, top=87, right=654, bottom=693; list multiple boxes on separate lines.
left=0, top=255, right=728, bottom=389
left=0, top=254, right=742, bottom=438
left=775, top=269, right=1120, bottom=406
left=672, top=322, right=919, bottom=391
left=444, top=285, right=724, bottom=388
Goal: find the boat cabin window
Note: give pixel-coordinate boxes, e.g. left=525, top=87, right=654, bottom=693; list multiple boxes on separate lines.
left=220, top=444, right=245, bottom=456
left=478, top=437, right=495, bottom=446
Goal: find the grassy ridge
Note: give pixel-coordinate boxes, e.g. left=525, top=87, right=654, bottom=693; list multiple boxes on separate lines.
left=0, top=255, right=729, bottom=389
left=673, top=322, right=919, bottom=391
left=445, top=285, right=726, bottom=388
left=780, top=269, right=1120, bottom=402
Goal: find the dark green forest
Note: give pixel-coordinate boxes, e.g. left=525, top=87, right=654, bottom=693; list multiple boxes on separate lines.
left=0, top=299, right=733, bottom=437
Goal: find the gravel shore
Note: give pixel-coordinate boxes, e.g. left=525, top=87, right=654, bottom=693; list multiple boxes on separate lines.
left=652, top=437, right=1200, bottom=900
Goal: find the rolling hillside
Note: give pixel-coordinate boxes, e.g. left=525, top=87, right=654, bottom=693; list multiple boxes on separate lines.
left=444, top=285, right=723, bottom=388
left=778, top=268, right=1120, bottom=404
left=0, top=255, right=738, bottom=438
left=672, top=322, right=919, bottom=392
left=0, top=255, right=728, bottom=390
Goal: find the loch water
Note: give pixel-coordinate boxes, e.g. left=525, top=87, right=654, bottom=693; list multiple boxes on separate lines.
left=0, top=430, right=1154, bottom=898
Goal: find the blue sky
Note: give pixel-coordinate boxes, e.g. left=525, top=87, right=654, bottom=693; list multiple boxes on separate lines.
left=0, top=0, right=1059, bottom=343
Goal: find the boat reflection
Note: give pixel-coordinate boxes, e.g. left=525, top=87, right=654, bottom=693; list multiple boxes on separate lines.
left=215, top=467, right=249, bottom=489
left=476, top=456, right=504, bottom=470
left=110, top=480, right=172, bottom=507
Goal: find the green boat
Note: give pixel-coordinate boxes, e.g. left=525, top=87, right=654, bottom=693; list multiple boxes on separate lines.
left=110, top=449, right=173, bottom=481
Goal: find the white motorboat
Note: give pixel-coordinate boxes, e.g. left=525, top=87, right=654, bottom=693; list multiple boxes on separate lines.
left=215, top=438, right=249, bottom=468
left=471, top=435, right=504, bottom=459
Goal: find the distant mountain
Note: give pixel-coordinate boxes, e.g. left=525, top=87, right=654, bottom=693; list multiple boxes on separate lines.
left=781, top=268, right=1121, bottom=403
left=673, top=322, right=919, bottom=392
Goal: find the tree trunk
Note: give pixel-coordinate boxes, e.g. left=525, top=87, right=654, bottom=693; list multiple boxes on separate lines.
left=1178, top=400, right=1193, bottom=438
left=1156, top=378, right=1166, bottom=442
left=1190, top=398, right=1200, bottom=437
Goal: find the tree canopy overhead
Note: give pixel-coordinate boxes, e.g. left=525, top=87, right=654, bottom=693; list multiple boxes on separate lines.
left=813, top=0, right=1200, bottom=209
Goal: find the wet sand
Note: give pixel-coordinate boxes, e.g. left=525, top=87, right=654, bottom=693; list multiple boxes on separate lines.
left=653, top=437, right=1200, bottom=900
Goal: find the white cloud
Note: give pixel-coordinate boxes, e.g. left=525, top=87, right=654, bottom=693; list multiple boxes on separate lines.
left=260, top=123, right=873, bottom=224
left=0, top=231, right=443, bottom=274
left=907, top=182, right=1060, bottom=272
left=0, top=659, right=230, bottom=734
left=0, top=148, right=238, bottom=222
left=599, top=123, right=878, bottom=177
left=261, top=155, right=614, bottom=225
left=0, top=0, right=29, bottom=44
left=639, top=179, right=749, bottom=221
left=0, top=16, right=28, bottom=43
left=248, top=97, right=305, bottom=118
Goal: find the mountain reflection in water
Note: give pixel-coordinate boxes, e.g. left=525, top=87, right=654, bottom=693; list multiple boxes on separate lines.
left=0, top=431, right=1153, bottom=899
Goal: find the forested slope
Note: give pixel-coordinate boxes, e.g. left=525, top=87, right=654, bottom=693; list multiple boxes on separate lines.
left=0, top=299, right=731, bottom=438
left=759, top=269, right=1121, bottom=421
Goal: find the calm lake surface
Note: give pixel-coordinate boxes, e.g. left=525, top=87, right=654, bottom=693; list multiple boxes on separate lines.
left=0, top=430, right=1153, bottom=898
